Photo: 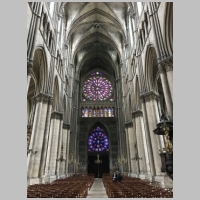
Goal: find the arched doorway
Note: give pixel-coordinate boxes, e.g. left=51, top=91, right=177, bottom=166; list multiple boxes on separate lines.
left=87, top=126, right=110, bottom=178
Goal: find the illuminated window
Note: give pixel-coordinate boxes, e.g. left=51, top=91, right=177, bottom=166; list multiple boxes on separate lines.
left=100, top=107, right=104, bottom=117
left=84, top=107, right=88, bottom=117
left=83, top=71, right=113, bottom=101
left=104, top=107, right=108, bottom=117
left=112, top=107, right=115, bottom=117
left=81, top=107, right=85, bottom=117
left=89, top=107, right=92, bottom=117
left=137, top=2, right=143, bottom=16
left=108, top=107, right=112, bottom=117
left=88, top=126, right=109, bottom=152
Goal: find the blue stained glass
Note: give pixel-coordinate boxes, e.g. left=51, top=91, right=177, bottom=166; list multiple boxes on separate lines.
left=88, top=126, right=109, bottom=152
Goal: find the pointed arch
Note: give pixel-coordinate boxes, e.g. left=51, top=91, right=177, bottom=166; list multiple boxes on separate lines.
left=87, top=122, right=110, bottom=152
left=144, top=45, right=159, bottom=92
left=52, top=76, right=60, bottom=111
left=164, top=2, right=173, bottom=57
left=32, top=46, right=48, bottom=94
left=63, top=95, right=67, bottom=122
left=135, top=76, right=141, bottom=110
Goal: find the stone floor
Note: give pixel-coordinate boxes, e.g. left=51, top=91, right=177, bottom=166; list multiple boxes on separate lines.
left=86, top=178, right=108, bottom=198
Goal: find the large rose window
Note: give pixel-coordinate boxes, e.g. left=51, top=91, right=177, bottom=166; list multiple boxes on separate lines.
left=88, top=126, right=109, bottom=152
left=83, top=72, right=113, bottom=101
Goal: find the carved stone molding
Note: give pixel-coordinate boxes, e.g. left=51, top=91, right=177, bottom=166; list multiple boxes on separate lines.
left=158, top=63, right=166, bottom=74
left=140, top=91, right=159, bottom=103
left=34, top=93, right=53, bottom=104
left=51, top=111, right=63, bottom=120
left=164, top=59, right=173, bottom=72
left=125, top=121, right=133, bottom=128
left=63, top=122, right=70, bottom=130
left=132, top=110, right=143, bottom=118
left=159, top=57, right=173, bottom=72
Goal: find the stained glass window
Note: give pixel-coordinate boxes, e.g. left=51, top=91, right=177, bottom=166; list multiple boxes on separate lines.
left=112, top=107, right=115, bottom=117
left=96, top=107, right=100, bottom=117
left=93, top=107, right=96, bottom=117
left=100, top=107, right=104, bottom=117
left=81, top=107, right=85, bottom=117
left=83, top=71, right=113, bottom=101
left=84, top=107, right=88, bottom=117
left=108, top=107, right=112, bottom=117
left=88, top=126, right=109, bottom=152
left=104, top=107, right=108, bottom=117
left=89, top=107, right=92, bottom=117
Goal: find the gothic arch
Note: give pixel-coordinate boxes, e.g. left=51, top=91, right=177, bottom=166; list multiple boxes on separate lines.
left=135, top=76, right=141, bottom=111
left=87, top=122, right=110, bottom=152
left=32, top=46, right=48, bottom=94
left=144, top=45, right=159, bottom=92
left=164, top=2, right=173, bottom=57
left=63, top=95, right=67, bottom=122
left=52, top=76, right=60, bottom=112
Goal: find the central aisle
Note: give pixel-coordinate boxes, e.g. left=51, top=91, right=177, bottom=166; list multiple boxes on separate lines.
left=87, top=178, right=108, bottom=198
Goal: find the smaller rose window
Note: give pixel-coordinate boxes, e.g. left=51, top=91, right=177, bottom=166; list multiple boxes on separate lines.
left=88, top=126, right=109, bottom=152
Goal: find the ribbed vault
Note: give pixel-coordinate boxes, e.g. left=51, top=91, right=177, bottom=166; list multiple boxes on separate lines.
left=62, top=2, right=134, bottom=76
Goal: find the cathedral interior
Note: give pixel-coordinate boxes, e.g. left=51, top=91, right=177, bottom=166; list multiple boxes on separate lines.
left=27, top=2, right=173, bottom=196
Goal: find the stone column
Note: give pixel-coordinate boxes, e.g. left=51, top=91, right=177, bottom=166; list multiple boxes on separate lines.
left=65, top=127, right=71, bottom=176
left=39, top=96, right=53, bottom=178
left=132, top=110, right=147, bottom=176
left=27, top=93, right=48, bottom=179
left=56, top=119, right=63, bottom=177
left=127, top=122, right=137, bottom=175
left=158, top=64, right=173, bottom=121
left=60, top=122, right=68, bottom=176
left=141, top=91, right=162, bottom=176
left=164, top=60, right=173, bottom=101
left=31, top=95, right=49, bottom=179
left=44, top=111, right=63, bottom=181
left=27, top=65, right=33, bottom=93
left=125, top=127, right=131, bottom=175
left=140, top=98, right=155, bottom=177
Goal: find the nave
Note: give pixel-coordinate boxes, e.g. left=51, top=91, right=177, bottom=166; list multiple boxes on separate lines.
left=27, top=174, right=173, bottom=198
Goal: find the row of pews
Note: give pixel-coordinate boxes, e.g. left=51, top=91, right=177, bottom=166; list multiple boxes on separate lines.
left=27, top=174, right=94, bottom=198
left=102, top=174, right=173, bottom=198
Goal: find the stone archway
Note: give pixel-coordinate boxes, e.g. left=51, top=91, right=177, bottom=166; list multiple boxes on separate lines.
left=87, top=125, right=110, bottom=178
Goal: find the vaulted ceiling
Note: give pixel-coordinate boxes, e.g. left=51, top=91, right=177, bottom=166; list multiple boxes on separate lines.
left=63, top=2, right=134, bottom=76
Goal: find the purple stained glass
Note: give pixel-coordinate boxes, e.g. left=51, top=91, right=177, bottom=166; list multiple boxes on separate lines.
left=88, top=126, right=109, bottom=152
left=83, top=72, right=113, bottom=101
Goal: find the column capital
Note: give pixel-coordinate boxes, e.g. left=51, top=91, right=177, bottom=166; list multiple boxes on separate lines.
left=33, top=93, right=51, bottom=103
left=158, top=63, right=166, bottom=74
left=140, top=91, right=159, bottom=103
left=63, top=122, right=70, bottom=130
left=132, top=110, right=143, bottom=118
left=51, top=111, right=63, bottom=120
left=164, top=59, right=173, bottom=72
left=159, top=57, right=173, bottom=72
